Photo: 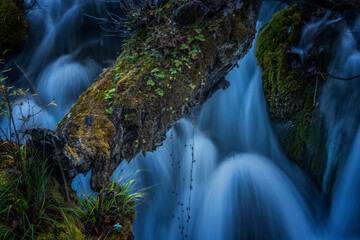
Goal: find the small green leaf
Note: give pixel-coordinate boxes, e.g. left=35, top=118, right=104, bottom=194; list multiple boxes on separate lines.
left=180, top=44, right=189, bottom=50
left=156, top=89, right=164, bottom=96
left=106, top=108, right=114, bottom=114
left=147, top=79, right=155, bottom=86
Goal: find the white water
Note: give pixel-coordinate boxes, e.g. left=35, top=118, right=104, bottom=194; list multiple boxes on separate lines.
left=4, top=1, right=360, bottom=239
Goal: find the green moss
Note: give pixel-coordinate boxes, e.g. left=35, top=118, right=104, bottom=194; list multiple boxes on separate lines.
left=57, top=2, right=251, bottom=162
left=37, top=220, right=86, bottom=240
left=0, top=0, right=28, bottom=53
left=256, top=7, right=306, bottom=120
left=64, top=144, right=80, bottom=161
left=256, top=7, right=328, bottom=185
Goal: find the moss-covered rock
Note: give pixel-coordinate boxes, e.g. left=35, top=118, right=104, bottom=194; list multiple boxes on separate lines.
left=256, top=6, right=332, bottom=185
left=37, top=220, right=86, bottom=240
left=0, top=0, right=27, bottom=53
left=256, top=6, right=306, bottom=120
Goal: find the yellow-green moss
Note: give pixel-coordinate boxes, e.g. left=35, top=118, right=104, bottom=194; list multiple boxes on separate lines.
left=64, top=144, right=80, bottom=162
left=37, top=220, right=86, bottom=240
left=0, top=0, right=28, bottom=53
left=56, top=3, right=251, bottom=162
left=256, top=7, right=306, bottom=120
left=256, top=7, right=328, bottom=185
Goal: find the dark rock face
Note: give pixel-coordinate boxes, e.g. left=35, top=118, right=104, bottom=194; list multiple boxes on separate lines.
left=30, top=0, right=263, bottom=190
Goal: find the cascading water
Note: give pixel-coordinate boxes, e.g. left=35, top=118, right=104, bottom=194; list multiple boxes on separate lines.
left=324, top=15, right=360, bottom=239
left=115, top=3, right=320, bottom=239
left=330, top=128, right=360, bottom=238
left=118, top=5, right=360, bottom=240
left=320, top=15, right=360, bottom=193
left=6, top=0, right=360, bottom=239
left=1, top=0, right=123, bottom=129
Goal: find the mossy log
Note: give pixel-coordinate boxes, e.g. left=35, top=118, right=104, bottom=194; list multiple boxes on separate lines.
left=30, top=0, right=262, bottom=190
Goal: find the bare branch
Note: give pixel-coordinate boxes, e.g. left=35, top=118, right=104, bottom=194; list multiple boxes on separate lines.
left=315, top=72, right=360, bottom=81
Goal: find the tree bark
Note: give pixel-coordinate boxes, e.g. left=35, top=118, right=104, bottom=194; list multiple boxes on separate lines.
left=30, top=0, right=263, bottom=190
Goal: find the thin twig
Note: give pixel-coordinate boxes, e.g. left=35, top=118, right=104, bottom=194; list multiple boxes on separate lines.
left=13, top=61, right=44, bottom=108
left=315, top=72, right=360, bottom=81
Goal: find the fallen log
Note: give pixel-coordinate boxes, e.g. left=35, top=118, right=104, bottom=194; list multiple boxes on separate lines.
left=30, top=0, right=262, bottom=190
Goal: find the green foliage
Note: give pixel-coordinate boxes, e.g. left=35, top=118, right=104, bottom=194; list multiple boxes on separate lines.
left=180, top=44, right=189, bottom=50
left=75, top=175, right=144, bottom=225
left=194, top=34, right=205, bottom=42
left=68, top=172, right=145, bottom=237
left=105, top=88, right=116, bottom=100
left=0, top=147, right=56, bottom=239
left=154, top=72, right=165, bottom=79
left=106, top=108, right=114, bottom=114
left=125, top=54, right=138, bottom=63
left=147, top=79, right=155, bottom=86
left=156, top=89, right=164, bottom=97
left=169, top=68, right=180, bottom=75
left=0, top=64, right=78, bottom=240
left=115, top=73, right=123, bottom=81
left=99, top=1, right=210, bottom=122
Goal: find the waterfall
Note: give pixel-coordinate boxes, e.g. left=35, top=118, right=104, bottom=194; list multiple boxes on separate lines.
left=330, top=128, right=360, bottom=238
left=196, top=154, right=314, bottom=240
left=1, top=0, right=123, bottom=129
left=5, top=1, right=360, bottom=239
left=116, top=3, right=320, bottom=239
left=320, top=15, right=360, bottom=191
